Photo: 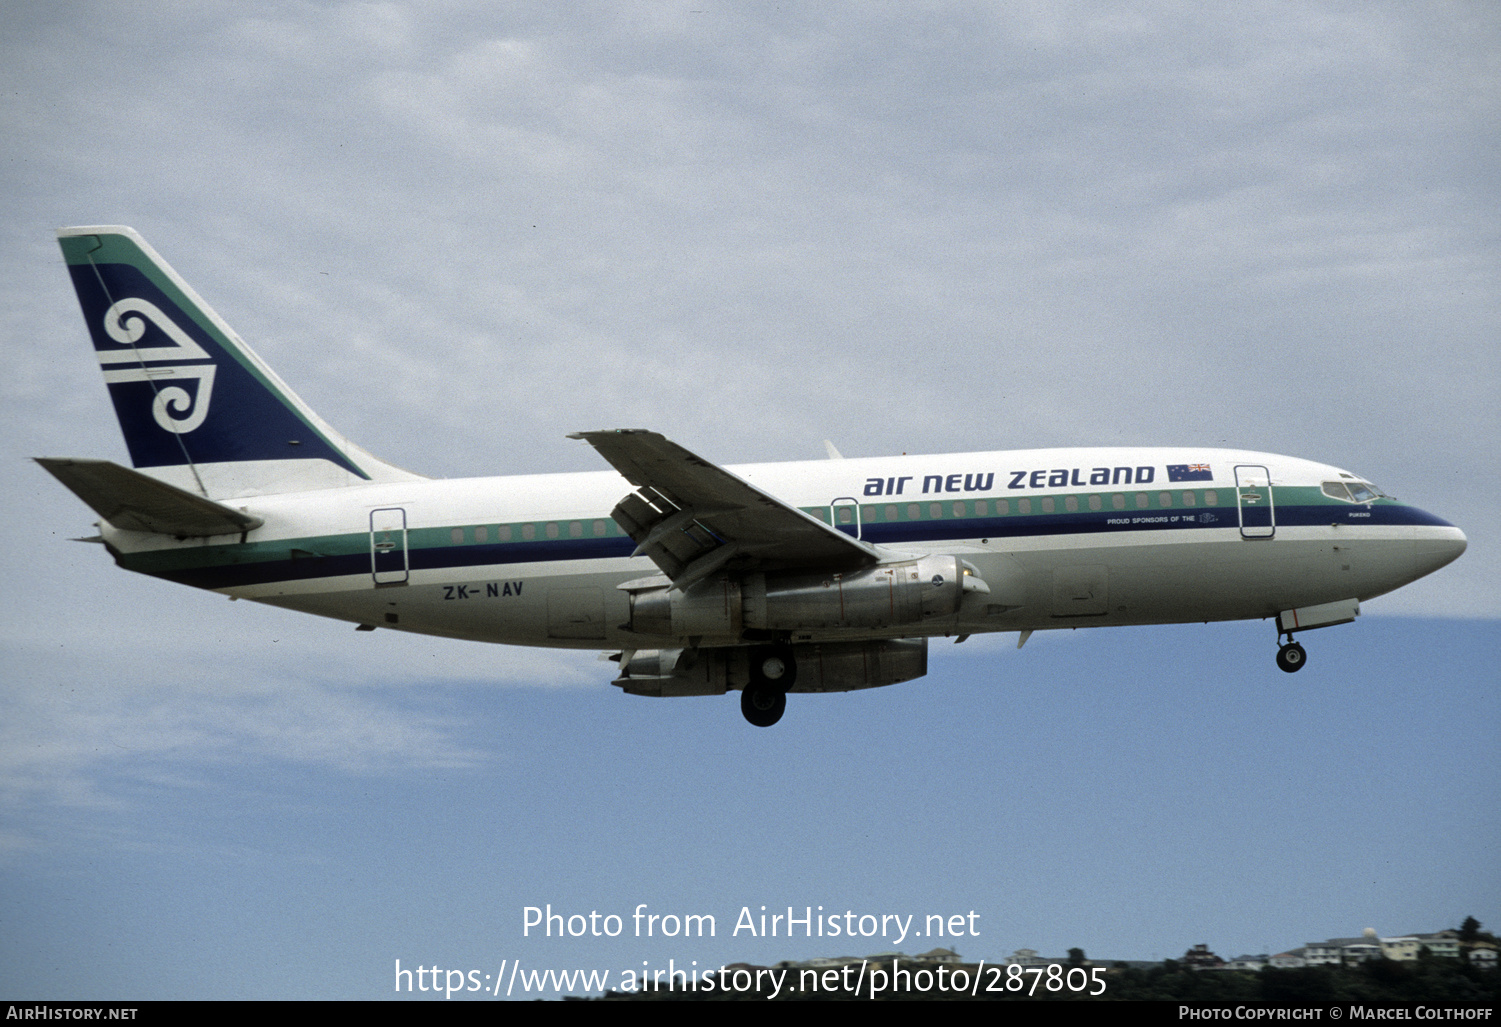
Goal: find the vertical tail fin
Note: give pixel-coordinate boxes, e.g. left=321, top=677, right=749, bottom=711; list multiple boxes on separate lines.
left=56, top=226, right=423, bottom=498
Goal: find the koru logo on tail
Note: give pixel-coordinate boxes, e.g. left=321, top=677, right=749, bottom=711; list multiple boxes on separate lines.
left=96, top=298, right=216, bottom=434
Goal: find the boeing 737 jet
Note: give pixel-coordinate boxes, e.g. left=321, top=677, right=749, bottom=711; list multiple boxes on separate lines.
left=40, top=226, right=1467, bottom=725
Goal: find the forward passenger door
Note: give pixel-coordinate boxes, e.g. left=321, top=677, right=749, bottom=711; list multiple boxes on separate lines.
left=1234, top=466, right=1275, bottom=539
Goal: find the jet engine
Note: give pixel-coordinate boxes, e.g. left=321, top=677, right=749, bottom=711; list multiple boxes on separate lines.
left=613, top=637, right=928, bottom=698
left=628, top=554, right=985, bottom=641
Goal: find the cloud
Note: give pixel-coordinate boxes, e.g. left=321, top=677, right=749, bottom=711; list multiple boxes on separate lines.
left=0, top=612, right=600, bottom=839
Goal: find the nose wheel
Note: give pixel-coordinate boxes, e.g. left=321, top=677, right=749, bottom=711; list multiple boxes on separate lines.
left=1276, top=640, right=1307, bottom=673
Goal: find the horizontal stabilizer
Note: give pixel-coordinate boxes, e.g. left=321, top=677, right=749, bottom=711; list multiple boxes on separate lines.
left=36, top=457, right=262, bottom=537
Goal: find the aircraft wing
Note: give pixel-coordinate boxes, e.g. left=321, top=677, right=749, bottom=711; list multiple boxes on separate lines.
left=36, top=457, right=263, bottom=537
left=569, top=429, right=878, bottom=589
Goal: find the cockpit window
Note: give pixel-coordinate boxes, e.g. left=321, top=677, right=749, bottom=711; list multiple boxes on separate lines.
left=1323, top=480, right=1385, bottom=503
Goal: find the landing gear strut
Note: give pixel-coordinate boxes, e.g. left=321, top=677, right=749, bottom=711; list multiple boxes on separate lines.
left=740, top=647, right=796, bottom=727
left=1276, top=640, right=1307, bottom=673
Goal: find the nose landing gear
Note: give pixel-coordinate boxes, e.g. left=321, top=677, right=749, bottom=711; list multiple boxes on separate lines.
left=1276, top=639, right=1307, bottom=673
left=1272, top=599, right=1359, bottom=674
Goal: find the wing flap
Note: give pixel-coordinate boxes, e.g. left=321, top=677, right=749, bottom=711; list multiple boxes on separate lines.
left=570, top=429, right=876, bottom=584
left=36, top=457, right=263, bottom=536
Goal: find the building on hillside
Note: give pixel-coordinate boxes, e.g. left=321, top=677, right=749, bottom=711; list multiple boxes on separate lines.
left=1305, top=938, right=1382, bottom=965
left=1221, top=954, right=1270, bottom=971
left=1415, top=933, right=1460, bottom=959
left=1381, top=937, right=1422, bottom=961
left=1182, top=944, right=1225, bottom=970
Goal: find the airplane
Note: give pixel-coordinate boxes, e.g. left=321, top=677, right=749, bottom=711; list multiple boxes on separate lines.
left=39, top=226, right=1468, bottom=727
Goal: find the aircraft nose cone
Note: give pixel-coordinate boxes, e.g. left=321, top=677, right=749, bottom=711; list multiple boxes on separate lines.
left=1412, top=521, right=1466, bottom=578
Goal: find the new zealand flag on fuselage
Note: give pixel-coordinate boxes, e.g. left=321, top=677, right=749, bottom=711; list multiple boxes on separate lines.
left=1167, top=464, right=1214, bottom=482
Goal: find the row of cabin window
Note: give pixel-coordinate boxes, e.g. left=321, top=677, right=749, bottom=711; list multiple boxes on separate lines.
left=449, top=520, right=615, bottom=545
left=446, top=488, right=1228, bottom=542
left=824, top=489, right=1223, bottom=524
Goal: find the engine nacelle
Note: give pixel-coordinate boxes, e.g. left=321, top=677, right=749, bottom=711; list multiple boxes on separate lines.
left=614, top=638, right=928, bottom=697
left=629, top=555, right=970, bottom=640
left=786, top=637, right=927, bottom=693
left=614, top=647, right=729, bottom=697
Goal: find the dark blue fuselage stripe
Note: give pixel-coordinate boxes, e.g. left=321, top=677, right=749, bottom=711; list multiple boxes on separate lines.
left=128, top=503, right=1455, bottom=590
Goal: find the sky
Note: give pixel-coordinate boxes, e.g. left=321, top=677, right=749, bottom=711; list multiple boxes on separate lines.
left=1, top=0, right=1497, bottom=1001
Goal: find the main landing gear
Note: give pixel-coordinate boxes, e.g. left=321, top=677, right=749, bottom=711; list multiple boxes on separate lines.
left=741, top=684, right=786, bottom=727
left=1276, top=639, right=1307, bottom=673
left=740, top=647, right=796, bottom=727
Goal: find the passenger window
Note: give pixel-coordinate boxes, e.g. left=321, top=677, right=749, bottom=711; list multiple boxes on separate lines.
left=521, top=524, right=536, bottom=541
left=475, top=526, right=488, bottom=543
left=1041, top=497, right=1055, bottom=513
left=837, top=507, right=854, bottom=524
left=569, top=521, right=583, bottom=538
left=1019, top=498, right=1032, bottom=515
left=1065, top=495, right=1078, bottom=513
left=907, top=504, right=920, bottom=520
left=1159, top=491, right=1173, bottom=508
left=1182, top=491, right=1196, bottom=507
left=885, top=505, right=898, bottom=521
left=1135, top=493, right=1149, bottom=509
left=1112, top=494, right=1126, bottom=510
left=593, top=520, right=608, bottom=537
left=952, top=502, right=966, bottom=517
left=1088, top=494, right=1102, bottom=512
left=499, top=524, right=513, bottom=541
left=997, top=499, right=1009, bottom=515
left=929, top=503, right=942, bottom=519
left=545, top=523, right=559, bottom=539
left=451, top=527, right=464, bottom=544
left=1204, top=490, right=1218, bottom=506
left=975, top=500, right=988, bottom=516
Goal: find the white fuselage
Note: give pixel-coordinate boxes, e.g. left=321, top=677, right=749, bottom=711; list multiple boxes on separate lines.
left=100, top=446, right=1467, bottom=651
